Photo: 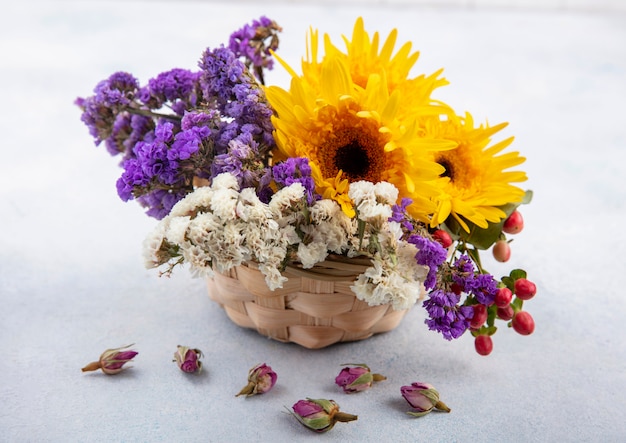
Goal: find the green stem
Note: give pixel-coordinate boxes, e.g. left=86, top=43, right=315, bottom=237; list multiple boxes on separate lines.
left=127, top=106, right=181, bottom=122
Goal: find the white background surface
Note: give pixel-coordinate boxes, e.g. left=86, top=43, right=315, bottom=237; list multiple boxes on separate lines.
left=1, top=1, right=625, bottom=441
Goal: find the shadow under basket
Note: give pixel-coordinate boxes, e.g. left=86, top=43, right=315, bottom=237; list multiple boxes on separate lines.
left=206, top=259, right=411, bottom=349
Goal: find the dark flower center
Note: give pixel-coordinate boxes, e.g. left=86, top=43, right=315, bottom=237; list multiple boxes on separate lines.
left=438, top=158, right=455, bottom=181
left=319, top=125, right=387, bottom=182
left=334, top=142, right=371, bottom=180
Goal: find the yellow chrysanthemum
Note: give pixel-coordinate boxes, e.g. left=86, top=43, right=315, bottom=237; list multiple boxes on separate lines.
left=265, top=18, right=455, bottom=221
left=427, top=112, right=528, bottom=231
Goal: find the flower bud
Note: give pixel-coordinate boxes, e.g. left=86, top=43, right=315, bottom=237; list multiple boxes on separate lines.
left=290, top=398, right=357, bottom=433
left=81, top=344, right=138, bottom=375
left=335, top=363, right=386, bottom=393
left=236, top=363, right=277, bottom=397
left=173, top=345, right=203, bottom=373
left=400, top=382, right=451, bottom=417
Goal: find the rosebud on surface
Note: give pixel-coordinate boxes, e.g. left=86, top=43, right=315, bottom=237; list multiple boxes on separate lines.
left=81, top=344, right=138, bottom=375
left=401, top=382, right=451, bottom=417
left=173, top=345, right=203, bottom=373
left=236, top=363, right=277, bottom=397
left=335, top=363, right=386, bottom=393
left=290, top=398, right=357, bottom=433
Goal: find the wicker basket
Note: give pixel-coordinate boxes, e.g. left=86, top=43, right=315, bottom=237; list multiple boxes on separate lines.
left=206, top=256, right=416, bottom=349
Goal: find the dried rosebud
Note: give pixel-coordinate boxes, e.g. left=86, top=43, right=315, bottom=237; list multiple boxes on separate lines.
left=290, top=398, right=357, bottom=433
left=335, top=363, right=386, bottom=393
left=81, top=344, right=138, bottom=375
left=173, top=345, right=203, bottom=373
left=236, top=363, right=277, bottom=397
left=401, top=382, right=451, bottom=417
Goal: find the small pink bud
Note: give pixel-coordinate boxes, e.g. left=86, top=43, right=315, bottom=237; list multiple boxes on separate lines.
left=81, top=344, right=138, bottom=375
left=401, top=382, right=451, bottom=417
left=173, top=345, right=203, bottom=373
left=334, top=363, right=386, bottom=393
left=236, top=363, right=277, bottom=397
left=290, top=398, right=357, bottom=433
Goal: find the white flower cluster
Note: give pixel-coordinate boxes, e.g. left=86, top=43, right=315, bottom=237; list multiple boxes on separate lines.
left=348, top=182, right=429, bottom=311
left=143, top=174, right=429, bottom=309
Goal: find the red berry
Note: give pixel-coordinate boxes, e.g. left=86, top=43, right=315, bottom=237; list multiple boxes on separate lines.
left=432, top=229, right=453, bottom=248
left=512, top=311, right=535, bottom=335
left=470, top=304, right=488, bottom=329
left=474, top=335, right=493, bottom=356
left=514, top=278, right=537, bottom=300
left=494, top=287, right=513, bottom=308
left=492, top=240, right=511, bottom=263
left=450, top=283, right=463, bottom=295
left=503, top=210, right=524, bottom=234
left=497, top=305, right=514, bottom=321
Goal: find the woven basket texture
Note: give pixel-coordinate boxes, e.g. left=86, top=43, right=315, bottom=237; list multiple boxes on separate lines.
left=206, top=258, right=412, bottom=349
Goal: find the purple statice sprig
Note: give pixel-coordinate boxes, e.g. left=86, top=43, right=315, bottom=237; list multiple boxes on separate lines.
left=421, top=253, right=498, bottom=340
left=229, top=16, right=282, bottom=85
left=407, top=234, right=447, bottom=291
left=77, top=17, right=281, bottom=219
left=451, top=254, right=498, bottom=306
left=272, top=157, right=320, bottom=205
left=389, top=197, right=415, bottom=232
left=423, top=288, right=474, bottom=341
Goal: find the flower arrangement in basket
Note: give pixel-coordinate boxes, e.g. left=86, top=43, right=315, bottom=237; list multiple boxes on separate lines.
left=77, top=16, right=536, bottom=353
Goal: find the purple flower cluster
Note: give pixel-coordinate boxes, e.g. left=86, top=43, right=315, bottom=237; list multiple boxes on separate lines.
left=451, top=255, right=498, bottom=306
left=199, top=46, right=275, bottom=152
left=115, top=120, right=213, bottom=219
left=76, top=17, right=280, bottom=219
left=423, top=289, right=474, bottom=340
left=421, top=254, right=497, bottom=340
left=272, top=157, right=319, bottom=205
left=229, top=16, right=282, bottom=84
left=138, top=69, right=202, bottom=115
left=407, top=234, right=447, bottom=290
left=389, top=198, right=415, bottom=231
left=76, top=72, right=148, bottom=155
left=211, top=131, right=271, bottom=192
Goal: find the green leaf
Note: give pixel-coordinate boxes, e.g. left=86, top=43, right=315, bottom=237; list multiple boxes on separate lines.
left=509, top=269, right=527, bottom=280
left=441, top=190, right=534, bottom=250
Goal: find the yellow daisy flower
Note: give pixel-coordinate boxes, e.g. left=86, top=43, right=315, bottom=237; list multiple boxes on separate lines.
left=265, top=18, right=455, bottom=221
left=427, top=112, right=528, bottom=232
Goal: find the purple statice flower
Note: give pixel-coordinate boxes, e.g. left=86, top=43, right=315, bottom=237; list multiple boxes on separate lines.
left=407, top=234, right=447, bottom=290
left=115, top=119, right=214, bottom=218
left=228, top=16, right=281, bottom=84
left=389, top=197, right=414, bottom=231
left=94, top=71, right=139, bottom=107
left=272, top=157, right=319, bottom=205
left=76, top=71, right=140, bottom=148
left=211, top=130, right=272, bottom=192
left=138, top=68, right=202, bottom=115
left=450, top=254, right=498, bottom=306
left=199, top=46, right=275, bottom=155
left=423, top=289, right=474, bottom=340
left=138, top=188, right=188, bottom=220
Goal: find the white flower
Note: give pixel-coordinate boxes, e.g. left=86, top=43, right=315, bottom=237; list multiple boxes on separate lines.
left=169, top=186, right=214, bottom=217
left=269, top=182, right=305, bottom=215
left=142, top=220, right=168, bottom=268
left=372, top=181, right=398, bottom=204
left=165, top=216, right=190, bottom=244
left=297, top=241, right=328, bottom=268
left=211, top=172, right=239, bottom=190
